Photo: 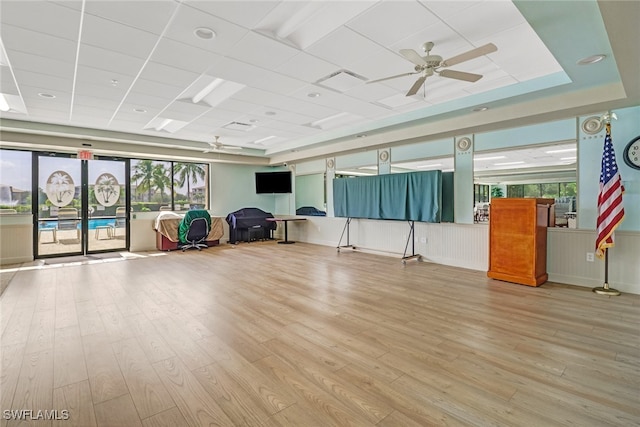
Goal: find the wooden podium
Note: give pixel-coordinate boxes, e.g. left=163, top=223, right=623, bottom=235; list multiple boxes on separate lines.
left=487, top=198, right=555, bottom=286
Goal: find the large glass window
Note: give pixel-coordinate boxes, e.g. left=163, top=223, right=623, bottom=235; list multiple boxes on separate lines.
left=173, top=162, right=208, bottom=211
left=0, top=149, right=32, bottom=214
left=130, top=159, right=208, bottom=212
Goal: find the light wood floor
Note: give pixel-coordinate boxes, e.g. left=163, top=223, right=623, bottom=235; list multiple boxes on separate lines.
left=1, top=242, right=639, bottom=426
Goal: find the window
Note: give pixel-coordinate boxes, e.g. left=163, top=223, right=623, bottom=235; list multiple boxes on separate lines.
left=0, top=149, right=32, bottom=214
left=173, top=162, right=208, bottom=211
left=130, top=159, right=209, bottom=212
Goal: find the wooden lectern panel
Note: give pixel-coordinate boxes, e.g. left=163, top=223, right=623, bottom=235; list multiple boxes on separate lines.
left=487, top=198, right=554, bottom=286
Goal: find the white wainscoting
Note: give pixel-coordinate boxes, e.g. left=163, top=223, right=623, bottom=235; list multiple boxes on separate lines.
left=0, top=215, right=34, bottom=265
left=547, top=228, right=639, bottom=294
left=287, top=217, right=639, bottom=294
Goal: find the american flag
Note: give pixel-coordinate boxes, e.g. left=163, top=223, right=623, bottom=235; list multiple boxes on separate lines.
left=596, top=123, right=625, bottom=258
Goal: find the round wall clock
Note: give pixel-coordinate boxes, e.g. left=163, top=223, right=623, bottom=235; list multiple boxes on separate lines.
left=623, top=135, right=640, bottom=170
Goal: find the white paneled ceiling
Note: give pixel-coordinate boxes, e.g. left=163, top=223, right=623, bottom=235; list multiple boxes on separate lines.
left=0, top=0, right=637, bottom=163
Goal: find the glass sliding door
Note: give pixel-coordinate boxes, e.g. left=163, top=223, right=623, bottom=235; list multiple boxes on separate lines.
left=34, top=153, right=129, bottom=258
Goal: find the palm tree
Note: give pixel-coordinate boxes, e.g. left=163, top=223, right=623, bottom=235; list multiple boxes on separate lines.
left=131, top=160, right=154, bottom=202
left=95, top=174, right=118, bottom=204
left=174, top=162, right=206, bottom=203
left=152, top=163, right=171, bottom=203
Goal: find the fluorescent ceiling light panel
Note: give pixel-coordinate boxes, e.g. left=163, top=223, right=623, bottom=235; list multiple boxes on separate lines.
left=335, top=170, right=373, bottom=176
left=561, top=157, right=577, bottom=160
left=183, top=76, right=245, bottom=108
left=0, top=92, right=27, bottom=114
left=317, top=70, right=366, bottom=92
left=358, top=166, right=378, bottom=170
left=417, top=163, right=443, bottom=169
left=276, top=2, right=324, bottom=39
left=0, top=94, right=9, bottom=112
left=144, top=117, right=189, bottom=133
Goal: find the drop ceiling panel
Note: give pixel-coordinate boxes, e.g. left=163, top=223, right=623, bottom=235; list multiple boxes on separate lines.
left=7, top=51, right=75, bottom=79
left=0, top=0, right=80, bottom=40
left=83, top=0, right=176, bottom=35
left=124, top=92, right=173, bottom=109
left=346, top=0, right=440, bottom=47
left=78, top=45, right=145, bottom=77
left=0, top=68, right=18, bottom=94
left=185, top=0, right=279, bottom=29
left=81, top=14, right=160, bottom=60
left=21, top=107, right=68, bottom=121
left=163, top=4, right=249, bottom=55
left=138, top=62, right=200, bottom=89
left=276, top=52, right=340, bottom=83
left=307, top=27, right=385, bottom=70
left=445, top=1, right=525, bottom=43
left=74, top=80, right=128, bottom=102
left=3, top=26, right=78, bottom=62
left=73, top=93, right=121, bottom=109
left=13, top=70, right=72, bottom=93
left=151, top=38, right=223, bottom=74
left=129, top=78, right=184, bottom=101
left=229, top=31, right=300, bottom=70
left=161, top=100, right=211, bottom=121
left=419, top=0, right=481, bottom=19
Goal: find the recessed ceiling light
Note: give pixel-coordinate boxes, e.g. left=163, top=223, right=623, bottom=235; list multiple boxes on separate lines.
left=265, top=111, right=276, bottom=116
left=38, top=93, right=55, bottom=98
left=194, top=27, right=216, bottom=40
left=473, top=106, right=488, bottom=112
left=133, top=108, right=147, bottom=113
left=249, top=119, right=259, bottom=123
left=356, top=134, right=367, bottom=138
left=111, top=79, right=119, bottom=86
left=307, top=92, right=321, bottom=98
left=577, top=54, right=606, bottom=65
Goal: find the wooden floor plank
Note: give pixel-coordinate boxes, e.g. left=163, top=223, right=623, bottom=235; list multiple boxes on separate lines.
left=52, top=380, right=97, bottom=427
left=81, top=332, right=128, bottom=404
left=53, top=325, right=88, bottom=389
left=93, top=394, right=142, bottom=427
left=151, top=357, right=234, bottom=427
left=0, top=243, right=638, bottom=426
left=111, top=338, right=175, bottom=419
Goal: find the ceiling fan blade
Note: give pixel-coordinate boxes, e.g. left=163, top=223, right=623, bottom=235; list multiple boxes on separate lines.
left=441, top=43, right=497, bottom=67
left=439, top=69, right=483, bottom=82
left=406, top=75, right=427, bottom=96
left=400, top=49, right=427, bottom=66
left=367, top=71, right=420, bottom=84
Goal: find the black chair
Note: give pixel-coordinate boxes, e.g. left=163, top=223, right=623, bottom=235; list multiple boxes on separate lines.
left=178, top=210, right=211, bottom=251
left=180, top=217, right=209, bottom=251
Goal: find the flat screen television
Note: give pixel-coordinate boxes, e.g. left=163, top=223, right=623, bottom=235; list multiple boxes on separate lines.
left=255, top=171, right=292, bottom=194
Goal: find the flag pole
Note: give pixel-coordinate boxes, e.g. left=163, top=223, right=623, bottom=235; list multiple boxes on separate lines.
left=592, top=248, right=620, bottom=295
left=592, top=111, right=622, bottom=296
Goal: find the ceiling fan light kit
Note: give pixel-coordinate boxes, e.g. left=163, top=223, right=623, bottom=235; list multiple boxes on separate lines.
left=368, top=42, right=498, bottom=97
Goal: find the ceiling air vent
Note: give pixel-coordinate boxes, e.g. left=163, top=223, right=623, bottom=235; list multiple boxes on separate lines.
left=223, top=121, right=255, bottom=132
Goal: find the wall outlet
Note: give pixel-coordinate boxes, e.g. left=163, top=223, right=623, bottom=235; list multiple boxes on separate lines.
left=586, top=252, right=594, bottom=262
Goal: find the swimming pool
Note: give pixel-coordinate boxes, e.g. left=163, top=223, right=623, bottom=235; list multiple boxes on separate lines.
left=38, top=218, right=116, bottom=230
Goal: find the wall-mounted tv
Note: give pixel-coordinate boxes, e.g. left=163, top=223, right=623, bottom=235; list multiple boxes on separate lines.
left=255, top=171, right=292, bottom=194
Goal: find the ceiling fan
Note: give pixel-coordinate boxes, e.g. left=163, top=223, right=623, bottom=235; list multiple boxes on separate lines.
left=368, top=42, right=498, bottom=97
left=203, top=136, right=243, bottom=153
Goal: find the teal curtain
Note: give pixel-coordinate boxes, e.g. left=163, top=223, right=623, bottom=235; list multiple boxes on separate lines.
left=333, top=171, right=442, bottom=222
